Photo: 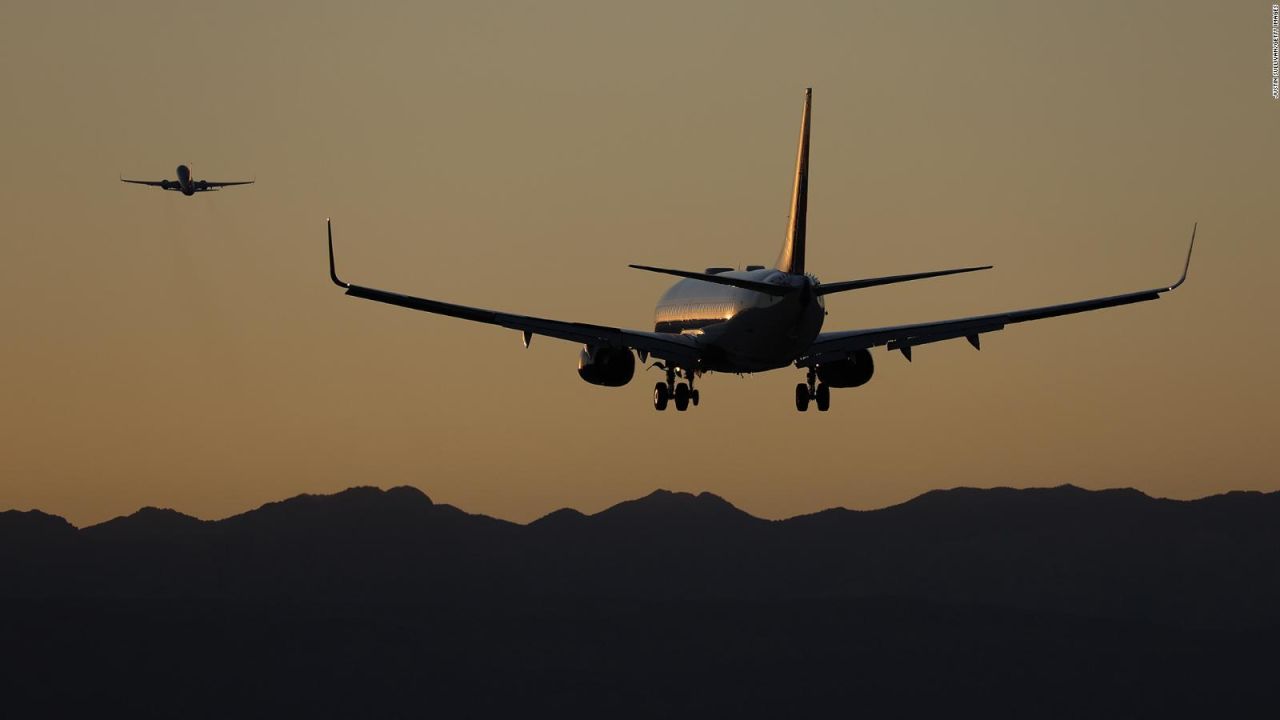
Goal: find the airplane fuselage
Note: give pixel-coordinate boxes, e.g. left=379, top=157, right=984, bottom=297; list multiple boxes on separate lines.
left=176, top=164, right=194, bottom=195
left=654, top=269, right=825, bottom=373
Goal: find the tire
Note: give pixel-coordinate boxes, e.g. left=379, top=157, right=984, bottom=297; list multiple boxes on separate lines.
left=815, top=383, right=830, bottom=412
left=674, top=383, right=690, bottom=411
left=653, top=382, right=669, bottom=411
left=795, top=383, right=810, bottom=412
left=690, top=389, right=700, bottom=407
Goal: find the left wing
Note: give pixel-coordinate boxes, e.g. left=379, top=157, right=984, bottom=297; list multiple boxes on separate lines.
left=801, top=225, right=1196, bottom=364
left=326, top=220, right=701, bottom=367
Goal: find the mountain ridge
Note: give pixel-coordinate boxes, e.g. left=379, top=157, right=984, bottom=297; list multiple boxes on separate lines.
left=13, top=482, right=1275, bottom=532
left=3, top=479, right=1279, bottom=715
left=3, top=482, right=1278, bottom=629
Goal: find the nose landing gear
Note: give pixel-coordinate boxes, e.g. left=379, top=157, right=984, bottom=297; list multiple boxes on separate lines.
left=795, top=367, right=830, bottom=412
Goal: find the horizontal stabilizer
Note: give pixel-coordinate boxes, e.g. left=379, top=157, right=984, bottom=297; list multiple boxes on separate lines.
left=815, top=265, right=992, bottom=296
left=627, top=264, right=791, bottom=296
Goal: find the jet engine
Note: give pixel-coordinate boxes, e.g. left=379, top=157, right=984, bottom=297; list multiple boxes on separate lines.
left=577, top=345, right=636, bottom=387
left=816, top=349, right=875, bottom=388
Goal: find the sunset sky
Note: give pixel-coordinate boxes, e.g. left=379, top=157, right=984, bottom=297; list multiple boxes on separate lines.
left=1, top=1, right=1276, bottom=527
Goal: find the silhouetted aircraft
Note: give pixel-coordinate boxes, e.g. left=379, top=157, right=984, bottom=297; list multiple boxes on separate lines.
left=326, top=89, right=1195, bottom=412
left=120, top=164, right=253, bottom=196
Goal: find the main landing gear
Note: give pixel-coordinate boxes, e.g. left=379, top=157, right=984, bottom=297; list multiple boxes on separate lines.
left=653, top=366, right=700, bottom=412
left=795, top=367, right=830, bottom=412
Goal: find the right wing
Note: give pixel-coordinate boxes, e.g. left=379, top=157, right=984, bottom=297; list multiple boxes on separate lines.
left=326, top=220, right=702, bottom=367
left=801, top=225, right=1196, bottom=364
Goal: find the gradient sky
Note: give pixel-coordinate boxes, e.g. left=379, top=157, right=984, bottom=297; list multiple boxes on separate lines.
left=1, top=1, right=1276, bottom=527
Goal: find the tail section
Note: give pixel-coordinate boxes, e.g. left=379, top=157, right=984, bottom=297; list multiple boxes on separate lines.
left=775, top=88, right=812, bottom=275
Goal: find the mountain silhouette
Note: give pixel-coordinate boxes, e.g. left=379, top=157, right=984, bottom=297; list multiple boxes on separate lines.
left=587, top=488, right=761, bottom=526
left=0, top=508, right=78, bottom=544
left=83, top=506, right=205, bottom=540
left=3, top=483, right=1278, bottom=716
left=4, top=483, right=1279, bottom=625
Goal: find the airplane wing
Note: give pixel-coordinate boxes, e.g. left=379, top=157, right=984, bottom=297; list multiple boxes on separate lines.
left=800, top=225, right=1196, bottom=364
left=194, top=180, right=254, bottom=191
left=325, top=220, right=702, bottom=367
left=120, top=177, right=177, bottom=189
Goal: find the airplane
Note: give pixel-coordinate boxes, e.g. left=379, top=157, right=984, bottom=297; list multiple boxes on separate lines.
left=325, top=88, right=1195, bottom=413
left=120, top=165, right=253, bottom=196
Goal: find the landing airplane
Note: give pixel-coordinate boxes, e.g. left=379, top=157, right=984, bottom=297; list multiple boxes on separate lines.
left=120, top=165, right=253, bottom=196
left=326, top=89, right=1195, bottom=412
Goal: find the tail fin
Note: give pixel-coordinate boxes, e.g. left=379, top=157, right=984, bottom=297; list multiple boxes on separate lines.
left=775, top=88, right=812, bottom=275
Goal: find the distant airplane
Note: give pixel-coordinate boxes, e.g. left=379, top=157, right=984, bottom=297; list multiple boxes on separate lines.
left=120, top=165, right=253, bottom=196
left=326, top=89, right=1195, bottom=412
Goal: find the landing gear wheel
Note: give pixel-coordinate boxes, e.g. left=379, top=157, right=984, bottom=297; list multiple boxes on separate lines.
left=653, top=382, right=669, bottom=411
left=690, top=389, right=700, bottom=407
left=795, top=383, right=810, bottom=412
left=674, top=383, right=691, bottom=411
left=815, top=383, right=830, bottom=412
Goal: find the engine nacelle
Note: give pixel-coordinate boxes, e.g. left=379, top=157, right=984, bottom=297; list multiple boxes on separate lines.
left=816, top=350, right=875, bottom=388
left=577, top=345, right=636, bottom=387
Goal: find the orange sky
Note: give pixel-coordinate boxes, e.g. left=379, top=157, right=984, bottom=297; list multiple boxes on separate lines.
left=1, top=1, right=1276, bottom=527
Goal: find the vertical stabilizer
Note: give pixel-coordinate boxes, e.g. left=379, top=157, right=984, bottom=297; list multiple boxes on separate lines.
left=775, top=88, right=812, bottom=275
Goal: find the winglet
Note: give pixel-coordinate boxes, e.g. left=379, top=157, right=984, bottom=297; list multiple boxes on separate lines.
left=1167, top=222, right=1196, bottom=291
left=327, top=218, right=349, bottom=288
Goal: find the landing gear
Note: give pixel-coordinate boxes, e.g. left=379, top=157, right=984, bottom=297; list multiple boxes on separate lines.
left=652, top=365, right=701, bottom=411
left=674, top=383, right=691, bottom=411
left=795, top=367, right=832, bottom=412
left=653, top=382, right=669, bottom=411
left=795, top=383, right=810, bottom=412
left=815, top=383, right=830, bottom=412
